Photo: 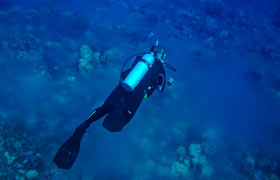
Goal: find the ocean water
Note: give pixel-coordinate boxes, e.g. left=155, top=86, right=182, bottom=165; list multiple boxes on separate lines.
left=0, top=0, right=280, bottom=179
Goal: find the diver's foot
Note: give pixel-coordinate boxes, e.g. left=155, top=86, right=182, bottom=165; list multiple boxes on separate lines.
left=71, top=122, right=88, bottom=141
left=76, top=122, right=88, bottom=132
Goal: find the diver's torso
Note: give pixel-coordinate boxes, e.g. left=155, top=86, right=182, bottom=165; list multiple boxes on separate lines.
left=135, top=60, right=163, bottom=93
left=124, top=59, right=163, bottom=114
left=105, top=59, right=164, bottom=115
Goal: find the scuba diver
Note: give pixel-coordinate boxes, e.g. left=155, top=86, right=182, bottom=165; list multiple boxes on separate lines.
left=53, top=41, right=176, bottom=169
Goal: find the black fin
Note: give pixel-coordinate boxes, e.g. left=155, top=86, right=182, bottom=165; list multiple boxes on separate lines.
left=53, top=124, right=86, bottom=169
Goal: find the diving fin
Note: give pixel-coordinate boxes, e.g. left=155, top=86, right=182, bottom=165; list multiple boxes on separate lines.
left=53, top=123, right=87, bottom=169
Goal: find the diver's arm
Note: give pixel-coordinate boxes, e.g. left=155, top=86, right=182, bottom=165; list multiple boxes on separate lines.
left=145, top=65, right=166, bottom=97
left=156, top=67, right=166, bottom=92
left=144, top=72, right=165, bottom=98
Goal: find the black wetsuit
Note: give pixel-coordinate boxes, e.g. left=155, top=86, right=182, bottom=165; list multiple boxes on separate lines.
left=84, top=56, right=166, bottom=132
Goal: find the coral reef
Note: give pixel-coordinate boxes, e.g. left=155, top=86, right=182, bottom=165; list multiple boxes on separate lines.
left=0, top=120, right=87, bottom=179
left=0, top=120, right=46, bottom=179
left=0, top=1, right=280, bottom=179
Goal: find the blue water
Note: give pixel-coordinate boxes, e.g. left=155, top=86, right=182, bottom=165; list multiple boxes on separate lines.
left=1, top=0, right=280, bottom=179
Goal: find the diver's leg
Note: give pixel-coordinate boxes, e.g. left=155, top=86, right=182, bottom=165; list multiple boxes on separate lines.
left=75, top=103, right=113, bottom=132
left=54, top=86, right=123, bottom=169
left=53, top=103, right=113, bottom=169
left=74, top=85, right=124, bottom=134
left=85, top=105, right=113, bottom=127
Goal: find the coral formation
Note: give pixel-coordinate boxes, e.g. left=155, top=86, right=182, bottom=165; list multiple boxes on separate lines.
left=204, top=36, right=216, bottom=48
left=25, top=170, right=38, bottom=179
left=189, top=144, right=204, bottom=165
left=189, top=143, right=213, bottom=177
left=171, top=161, right=189, bottom=177
left=79, top=45, right=94, bottom=74
left=0, top=137, right=4, bottom=151
left=16, top=33, right=39, bottom=51
left=170, top=143, right=214, bottom=178
left=176, top=145, right=187, bottom=158
left=4, top=151, right=16, bottom=165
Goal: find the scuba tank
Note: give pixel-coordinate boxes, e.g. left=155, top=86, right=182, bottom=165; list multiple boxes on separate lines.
left=122, top=52, right=155, bottom=92
left=120, top=41, right=176, bottom=92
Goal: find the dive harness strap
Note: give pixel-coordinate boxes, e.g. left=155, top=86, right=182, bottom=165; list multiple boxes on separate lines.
left=139, top=59, right=153, bottom=69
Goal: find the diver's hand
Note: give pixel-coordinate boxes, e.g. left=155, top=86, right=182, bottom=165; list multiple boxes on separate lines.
left=167, top=77, right=174, bottom=87
left=144, top=86, right=155, bottom=98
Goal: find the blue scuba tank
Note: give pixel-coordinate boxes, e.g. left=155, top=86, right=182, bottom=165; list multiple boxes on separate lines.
left=122, top=53, right=155, bottom=92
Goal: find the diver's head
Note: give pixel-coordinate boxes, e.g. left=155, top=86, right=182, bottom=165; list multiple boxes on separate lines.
left=150, top=45, right=166, bottom=62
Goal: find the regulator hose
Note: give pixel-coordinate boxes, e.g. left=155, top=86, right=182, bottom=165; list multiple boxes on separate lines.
left=163, top=62, right=176, bottom=72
